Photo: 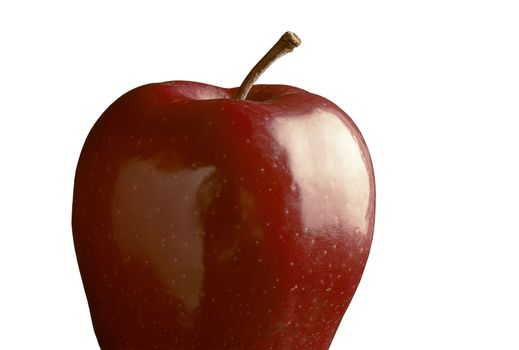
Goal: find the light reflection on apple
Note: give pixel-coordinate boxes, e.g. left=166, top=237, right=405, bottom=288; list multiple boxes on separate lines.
left=272, top=110, right=372, bottom=236
left=112, top=161, right=215, bottom=314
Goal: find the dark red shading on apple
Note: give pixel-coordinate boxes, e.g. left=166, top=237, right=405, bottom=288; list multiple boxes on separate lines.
left=72, top=32, right=375, bottom=350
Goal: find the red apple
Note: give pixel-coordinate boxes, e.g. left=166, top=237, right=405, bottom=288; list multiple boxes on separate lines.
left=72, top=32, right=375, bottom=350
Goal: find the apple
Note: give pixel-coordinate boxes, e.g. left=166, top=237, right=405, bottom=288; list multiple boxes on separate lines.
left=72, top=32, right=375, bottom=349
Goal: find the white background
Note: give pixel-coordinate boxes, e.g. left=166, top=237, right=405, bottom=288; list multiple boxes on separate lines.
left=1, top=1, right=518, bottom=349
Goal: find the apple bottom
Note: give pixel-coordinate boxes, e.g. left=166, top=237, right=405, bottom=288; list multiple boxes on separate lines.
left=83, top=231, right=369, bottom=350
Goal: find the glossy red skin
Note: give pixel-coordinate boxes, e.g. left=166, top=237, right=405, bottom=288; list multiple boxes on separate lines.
left=72, top=81, right=375, bottom=350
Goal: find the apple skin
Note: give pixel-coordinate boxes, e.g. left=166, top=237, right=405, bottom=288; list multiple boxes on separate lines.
left=72, top=81, right=375, bottom=350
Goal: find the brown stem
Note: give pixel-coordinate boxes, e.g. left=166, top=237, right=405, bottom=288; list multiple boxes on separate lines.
left=236, top=31, right=301, bottom=100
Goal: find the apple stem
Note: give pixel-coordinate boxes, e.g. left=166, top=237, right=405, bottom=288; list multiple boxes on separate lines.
left=236, top=31, right=301, bottom=100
